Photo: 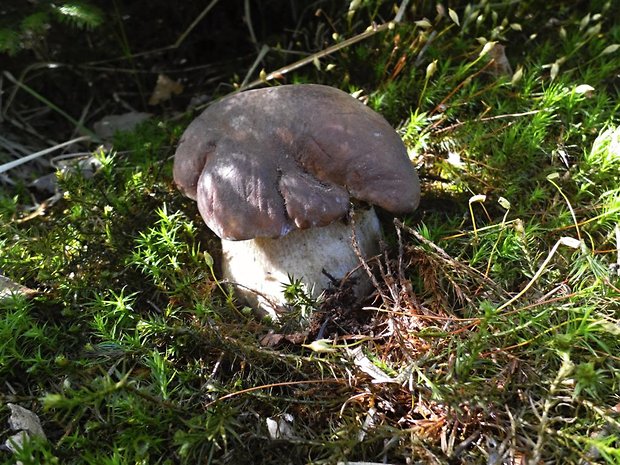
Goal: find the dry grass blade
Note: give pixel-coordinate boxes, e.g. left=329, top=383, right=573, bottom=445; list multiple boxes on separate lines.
left=239, top=22, right=396, bottom=91
left=238, top=0, right=417, bottom=94
left=0, top=136, right=91, bottom=175
left=173, top=0, right=220, bottom=48
left=394, top=218, right=507, bottom=299
left=3, top=72, right=99, bottom=141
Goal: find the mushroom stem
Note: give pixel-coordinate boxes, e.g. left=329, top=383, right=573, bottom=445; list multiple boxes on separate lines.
left=221, top=207, right=381, bottom=318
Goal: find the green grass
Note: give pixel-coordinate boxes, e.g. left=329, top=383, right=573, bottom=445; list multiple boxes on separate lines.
left=1, top=1, right=620, bottom=464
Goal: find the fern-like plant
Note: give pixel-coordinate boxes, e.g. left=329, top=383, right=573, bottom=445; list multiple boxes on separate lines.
left=0, top=0, right=103, bottom=56
left=52, top=1, right=104, bottom=30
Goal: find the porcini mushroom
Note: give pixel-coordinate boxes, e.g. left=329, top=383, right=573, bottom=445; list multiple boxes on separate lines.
left=174, top=84, right=420, bottom=317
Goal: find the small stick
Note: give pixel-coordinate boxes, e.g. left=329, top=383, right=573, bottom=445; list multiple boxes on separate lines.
left=239, top=22, right=395, bottom=91
left=394, top=218, right=506, bottom=297
left=350, top=210, right=389, bottom=304
left=240, top=44, right=270, bottom=88
left=173, top=0, right=220, bottom=48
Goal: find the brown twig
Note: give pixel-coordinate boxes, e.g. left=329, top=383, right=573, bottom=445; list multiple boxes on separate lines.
left=204, top=378, right=345, bottom=409
left=349, top=209, right=389, bottom=305
left=433, top=110, right=541, bottom=135
left=394, top=218, right=506, bottom=298
left=239, top=21, right=396, bottom=91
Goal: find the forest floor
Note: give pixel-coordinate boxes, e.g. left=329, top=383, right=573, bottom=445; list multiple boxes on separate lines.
left=1, top=1, right=619, bottom=463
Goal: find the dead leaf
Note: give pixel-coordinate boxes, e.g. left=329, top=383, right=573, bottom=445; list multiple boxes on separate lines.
left=94, top=112, right=152, bottom=139
left=260, top=332, right=285, bottom=347
left=260, top=331, right=307, bottom=347
left=487, top=43, right=513, bottom=77
left=4, top=403, right=47, bottom=454
left=266, top=413, right=296, bottom=440
left=148, top=74, right=183, bottom=105
left=0, top=275, right=37, bottom=301
left=347, top=346, right=398, bottom=384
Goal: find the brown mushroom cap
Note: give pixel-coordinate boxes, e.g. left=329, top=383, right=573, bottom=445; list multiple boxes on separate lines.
left=173, top=84, right=420, bottom=240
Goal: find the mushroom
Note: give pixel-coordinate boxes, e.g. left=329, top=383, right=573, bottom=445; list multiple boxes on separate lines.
left=173, top=84, right=420, bottom=317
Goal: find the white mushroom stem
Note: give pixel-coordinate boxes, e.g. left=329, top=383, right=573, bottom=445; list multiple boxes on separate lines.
left=221, top=208, right=381, bottom=319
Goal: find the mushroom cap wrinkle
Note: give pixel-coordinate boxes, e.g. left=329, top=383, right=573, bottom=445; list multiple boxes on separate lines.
left=173, top=84, right=420, bottom=240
